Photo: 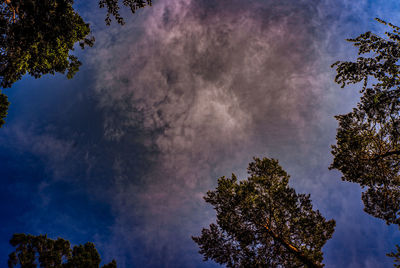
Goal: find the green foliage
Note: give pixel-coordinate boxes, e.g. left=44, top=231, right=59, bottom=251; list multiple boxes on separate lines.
left=0, top=0, right=94, bottom=126
left=8, top=233, right=116, bottom=268
left=193, top=157, right=335, bottom=268
left=0, top=0, right=151, bottom=127
left=98, top=0, right=152, bottom=25
left=331, top=18, right=400, bottom=227
left=0, top=0, right=94, bottom=88
left=331, top=18, right=400, bottom=265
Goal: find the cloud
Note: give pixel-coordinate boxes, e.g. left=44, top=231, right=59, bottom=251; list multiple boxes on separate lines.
left=93, top=0, right=329, bottom=176
left=86, top=0, right=399, bottom=266
left=0, top=124, right=76, bottom=179
left=3, top=0, right=399, bottom=266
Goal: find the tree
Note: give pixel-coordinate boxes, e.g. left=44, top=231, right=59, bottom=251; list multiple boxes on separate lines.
left=8, top=233, right=116, bottom=268
left=193, top=157, right=335, bottom=268
left=388, top=245, right=400, bottom=268
left=0, top=0, right=94, bottom=127
left=331, top=18, right=400, bottom=264
left=98, top=0, right=152, bottom=25
left=331, top=18, right=400, bottom=227
left=0, top=92, right=9, bottom=126
left=0, top=0, right=95, bottom=88
left=0, top=0, right=152, bottom=127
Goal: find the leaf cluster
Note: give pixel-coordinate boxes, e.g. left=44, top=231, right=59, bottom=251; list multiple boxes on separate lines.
left=0, top=0, right=94, bottom=127
left=388, top=245, right=400, bottom=267
left=0, top=0, right=94, bottom=88
left=0, top=91, right=9, bottom=126
left=193, top=157, right=335, bottom=268
left=8, top=233, right=116, bottom=268
left=331, top=18, right=400, bottom=227
left=98, top=0, right=152, bottom=25
left=0, top=0, right=151, bottom=128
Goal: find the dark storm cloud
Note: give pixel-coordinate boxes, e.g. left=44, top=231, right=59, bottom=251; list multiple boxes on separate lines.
left=87, top=0, right=399, bottom=266
left=0, top=0, right=398, bottom=266
left=3, top=0, right=400, bottom=267
left=89, top=0, right=350, bottom=266
left=94, top=0, right=328, bottom=180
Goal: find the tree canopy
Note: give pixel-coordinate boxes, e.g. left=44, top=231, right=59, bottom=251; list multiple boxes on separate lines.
left=331, top=18, right=400, bottom=226
left=331, top=18, right=400, bottom=264
left=0, top=0, right=151, bottom=127
left=0, top=0, right=94, bottom=127
left=193, top=157, right=335, bottom=268
left=8, top=233, right=116, bottom=268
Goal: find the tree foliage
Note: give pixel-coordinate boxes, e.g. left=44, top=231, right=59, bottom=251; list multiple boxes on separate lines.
left=0, top=0, right=151, bottom=128
left=331, top=18, right=400, bottom=265
left=98, top=0, right=152, bottom=25
left=0, top=0, right=94, bottom=88
left=193, top=157, right=335, bottom=268
left=388, top=245, right=400, bottom=268
left=0, top=91, right=9, bottom=126
left=0, top=0, right=94, bottom=127
left=331, top=18, right=400, bottom=226
left=8, top=233, right=116, bottom=268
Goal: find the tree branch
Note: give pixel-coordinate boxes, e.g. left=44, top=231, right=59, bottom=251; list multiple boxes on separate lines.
left=373, top=150, right=400, bottom=160
left=262, top=223, right=322, bottom=268
left=3, top=0, right=17, bottom=23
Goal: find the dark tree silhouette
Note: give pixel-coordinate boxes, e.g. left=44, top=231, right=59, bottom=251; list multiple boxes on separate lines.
left=98, top=0, right=152, bottom=25
left=0, top=92, right=9, bottom=126
left=331, top=18, right=400, bottom=264
left=8, top=233, right=116, bottom=268
left=193, top=157, right=335, bottom=268
left=388, top=245, right=400, bottom=268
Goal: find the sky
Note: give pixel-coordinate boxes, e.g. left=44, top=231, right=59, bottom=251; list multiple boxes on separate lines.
left=1, top=0, right=400, bottom=267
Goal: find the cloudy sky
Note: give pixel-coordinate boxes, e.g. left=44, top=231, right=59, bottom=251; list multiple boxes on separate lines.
left=1, top=0, right=400, bottom=267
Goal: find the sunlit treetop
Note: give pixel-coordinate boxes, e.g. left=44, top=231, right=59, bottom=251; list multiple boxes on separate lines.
left=0, top=0, right=94, bottom=89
